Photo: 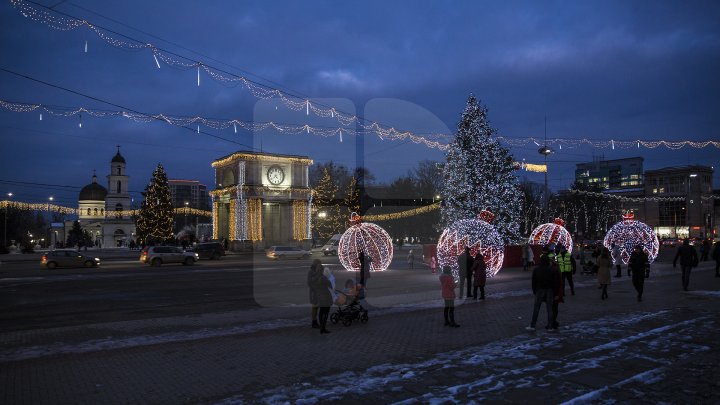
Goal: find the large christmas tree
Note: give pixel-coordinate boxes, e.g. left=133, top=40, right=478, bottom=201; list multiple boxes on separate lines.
left=440, top=95, right=523, bottom=243
left=136, top=164, right=174, bottom=244
left=312, top=167, right=343, bottom=240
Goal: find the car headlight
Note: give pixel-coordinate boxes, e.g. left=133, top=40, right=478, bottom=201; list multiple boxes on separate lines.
left=94, top=258, right=100, bottom=262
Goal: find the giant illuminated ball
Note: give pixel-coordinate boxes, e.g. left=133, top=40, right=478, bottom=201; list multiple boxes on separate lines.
left=338, top=213, right=393, bottom=272
left=603, top=213, right=659, bottom=264
left=529, top=218, right=573, bottom=254
left=436, top=210, right=505, bottom=281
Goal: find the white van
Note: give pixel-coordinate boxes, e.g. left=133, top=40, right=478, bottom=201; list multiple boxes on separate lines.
left=321, top=234, right=342, bottom=256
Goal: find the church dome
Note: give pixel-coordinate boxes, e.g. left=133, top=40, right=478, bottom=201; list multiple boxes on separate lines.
left=79, top=175, right=107, bottom=201
left=111, top=151, right=126, bottom=164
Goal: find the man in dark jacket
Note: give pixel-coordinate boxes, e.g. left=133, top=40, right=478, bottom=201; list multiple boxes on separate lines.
left=629, top=245, right=649, bottom=302
left=526, top=255, right=556, bottom=331
left=457, top=247, right=474, bottom=299
left=673, top=239, right=699, bottom=291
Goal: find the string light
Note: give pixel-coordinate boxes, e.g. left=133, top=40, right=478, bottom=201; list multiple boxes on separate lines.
left=228, top=199, right=237, bottom=241
left=212, top=200, right=220, bottom=240
left=436, top=211, right=505, bottom=281
left=569, top=189, right=686, bottom=202
left=11, top=0, right=720, bottom=152
left=247, top=198, right=262, bottom=241
left=153, top=53, right=160, bottom=69
left=84, top=39, right=87, bottom=53
left=603, top=212, right=659, bottom=264
left=292, top=200, right=309, bottom=240
left=528, top=217, right=573, bottom=254
left=338, top=213, right=393, bottom=272
left=363, top=203, right=439, bottom=221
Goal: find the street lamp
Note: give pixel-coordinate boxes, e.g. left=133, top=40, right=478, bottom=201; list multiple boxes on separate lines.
left=4, top=192, right=12, bottom=248
left=48, top=196, right=54, bottom=249
left=538, top=145, right=553, bottom=219
left=184, top=201, right=189, bottom=228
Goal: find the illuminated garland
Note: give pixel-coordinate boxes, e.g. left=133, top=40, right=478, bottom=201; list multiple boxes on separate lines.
left=228, top=199, right=237, bottom=241
left=529, top=218, right=574, bottom=254
left=247, top=199, right=262, bottom=241
left=209, top=184, right=312, bottom=198
left=338, top=213, right=393, bottom=272
left=436, top=211, right=505, bottom=281
left=569, top=189, right=686, bottom=202
left=9, top=0, right=719, bottom=152
left=363, top=203, right=440, bottom=221
left=0, top=200, right=211, bottom=216
left=212, top=200, right=220, bottom=240
left=292, top=200, right=309, bottom=240
left=603, top=213, right=659, bottom=264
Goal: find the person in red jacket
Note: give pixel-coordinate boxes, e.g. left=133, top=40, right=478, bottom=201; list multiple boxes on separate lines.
left=440, top=266, right=460, bottom=327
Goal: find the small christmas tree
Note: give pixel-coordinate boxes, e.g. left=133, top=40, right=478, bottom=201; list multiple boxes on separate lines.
left=136, top=164, right=174, bottom=244
left=344, top=176, right=361, bottom=217
left=312, top=168, right=342, bottom=240
left=440, top=95, right=523, bottom=243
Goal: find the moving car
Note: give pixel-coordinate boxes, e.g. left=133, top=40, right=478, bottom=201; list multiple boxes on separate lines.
left=266, top=246, right=311, bottom=260
left=140, top=246, right=198, bottom=266
left=191, top=242, right=225, bottom=260
left=41, top=250, right=100, bottom=269
left=661, top=238, right=679, bottom=247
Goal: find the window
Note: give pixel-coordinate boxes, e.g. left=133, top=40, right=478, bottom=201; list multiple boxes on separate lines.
left=117, top=167, right=121, bottom=175
left=115, top=203, right=123, bottom=218
left=117, top=181, right=122, bottom=193
left=94, top=208, right=98, bottom=216
left=101, top=208, right=104, bottom=216
left=87, top=208, right=91, bottom=215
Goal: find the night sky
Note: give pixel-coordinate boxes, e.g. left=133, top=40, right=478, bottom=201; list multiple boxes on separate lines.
left=1, top=0, right=719, bottom=208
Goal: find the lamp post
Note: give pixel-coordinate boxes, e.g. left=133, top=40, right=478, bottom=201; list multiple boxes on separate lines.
left=538, top=145, right=553, bottom=220
left=184, top=201, right=189, bottom=229
left=4, top=192, right=12, bottom=248
left=48, top=196, right=54, bottom=249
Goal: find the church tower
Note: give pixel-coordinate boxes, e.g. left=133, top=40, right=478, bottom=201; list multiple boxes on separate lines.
left=105, top=145, right=132, bottom=219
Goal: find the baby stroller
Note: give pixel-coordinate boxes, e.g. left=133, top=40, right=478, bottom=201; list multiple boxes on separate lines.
left=330, top=280, right=369, bottom=326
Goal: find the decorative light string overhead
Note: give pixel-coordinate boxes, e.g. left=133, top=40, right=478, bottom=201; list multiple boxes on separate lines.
left=10, top=0, right=719, bottom=152
left=8, top=0, right=451, bottom=149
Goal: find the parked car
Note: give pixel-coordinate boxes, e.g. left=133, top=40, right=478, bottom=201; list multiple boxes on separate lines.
left=661, top=238, right=679, bottom=247
left=140, top=246, right=198, bottom=266
left=266, top=246, right=311, bottom=260
left=41, top=250, right=100, bottom=269
left=191, top=242, right=225, bottom=260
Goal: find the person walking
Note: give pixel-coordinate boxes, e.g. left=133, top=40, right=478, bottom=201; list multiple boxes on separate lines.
left=596, top=247, right=612, bottom=300
left=673, top=239, right=699, bottom=291
left=407, top=250, right=415, bottom=270
left=309, top=260, right=333, bottom=334
left=712, top=241, right=720, bottom=277
left=701, top=239, right=711, bottom=261
left=522, top=242, right=529, bottom=271
left=557, top=245, right=575, bottom=296
left=440, top=266, right=460, bottom=327
left=307, top=259, right=323, bottom=328
left=527, top=244, right=536, bottom=269
left=471, top=252, right=487, bottom=300
left=629, top=245, right=649, bottom=301
left=611, top=243, right=622, bottom=278
left=457, top=247, right=474, bottom=299
left=526, top=255, right=555, bottom=331
left=430, top=255, right=437, bottom=274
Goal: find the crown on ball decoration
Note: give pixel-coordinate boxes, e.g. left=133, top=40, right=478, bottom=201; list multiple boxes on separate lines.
left=528, top=217, right=573, bottom=254
left=436, top=210, right=505, bottom=281
left=338, top=212, right=393, bottom=272
left=603, top=211, right=659, bottom=264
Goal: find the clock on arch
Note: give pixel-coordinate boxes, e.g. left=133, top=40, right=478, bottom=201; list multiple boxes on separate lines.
left=266, top=165, right=285, bottom=185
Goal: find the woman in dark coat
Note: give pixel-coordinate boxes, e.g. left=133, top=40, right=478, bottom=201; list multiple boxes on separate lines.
left=471, top=252, right=487, bottom=300
left=629, top=245, right=649, bottom=302
left=307, top=259, right=323, bottom=328
left=309, top=261, right=334, bottom=334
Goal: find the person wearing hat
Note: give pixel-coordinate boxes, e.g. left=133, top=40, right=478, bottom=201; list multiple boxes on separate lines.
left=628, top=244, right=649, bottom=301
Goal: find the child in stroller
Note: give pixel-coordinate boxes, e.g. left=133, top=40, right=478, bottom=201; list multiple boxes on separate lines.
left=330, top=279, right=369, bottom=326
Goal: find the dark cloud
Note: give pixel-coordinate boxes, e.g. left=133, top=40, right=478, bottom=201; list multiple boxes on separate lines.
left=0, top=0, right=718, bottom=205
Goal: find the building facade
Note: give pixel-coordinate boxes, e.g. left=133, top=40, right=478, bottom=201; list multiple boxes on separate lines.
left=65, top=148, right=136, bottom=247
left=643, top=166, right=714, bottom=239
left=575, top=157, right=644, bottom=190
left=210, top=151, right=312, bottom=250
left=168, top=179, right=209, bottom=210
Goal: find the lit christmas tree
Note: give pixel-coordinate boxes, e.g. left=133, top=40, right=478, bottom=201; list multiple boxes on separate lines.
left=440, top=95, right=523, bottom=243
left=344, top=176, right=361, bottom=217
left=312, top=167, right=342, bottom=240
left=136, top=164, right=174, bottom=244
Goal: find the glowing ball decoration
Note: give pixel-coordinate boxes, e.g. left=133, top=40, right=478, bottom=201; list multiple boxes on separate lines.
left=338, top=213, right=393, bottom=272
left=529, top=218, right=573, bottom=254
left=603, top=213, right=659, bottom=264
left=436, top=210, right=505, bottom=281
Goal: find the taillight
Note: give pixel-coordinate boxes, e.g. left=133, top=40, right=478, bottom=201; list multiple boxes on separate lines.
left=41, top=255, right=47, bottom=262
